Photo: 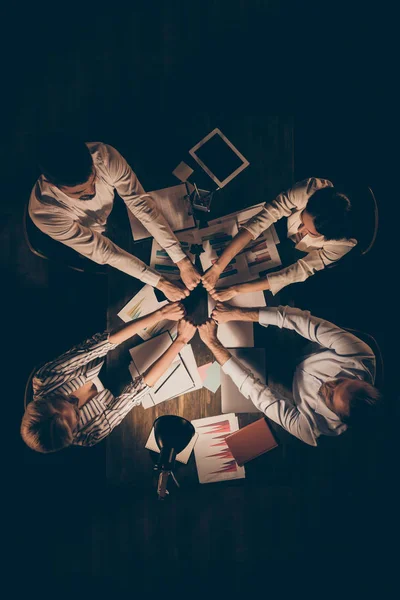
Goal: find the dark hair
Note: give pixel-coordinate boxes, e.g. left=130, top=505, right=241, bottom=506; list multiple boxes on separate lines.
left=340, top=382, right=382, bottom=426
left=36, top=132, right=93, bottom=187
left=306, top=187, right=352, bottom=240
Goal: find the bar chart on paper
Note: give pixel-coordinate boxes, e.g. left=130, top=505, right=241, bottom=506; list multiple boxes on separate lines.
left=191, top=414, right=245, bottom=484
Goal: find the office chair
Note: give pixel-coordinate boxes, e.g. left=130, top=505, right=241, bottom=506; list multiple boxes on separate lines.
left=343, top=327, right=384, bottom=390
left=327, top=184, right=379, bottom=270
left=23, top=203, right=108, bottom=275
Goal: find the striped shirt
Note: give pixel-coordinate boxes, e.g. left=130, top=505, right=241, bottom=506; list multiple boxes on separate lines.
left=33, top=332, right=149, bottom=447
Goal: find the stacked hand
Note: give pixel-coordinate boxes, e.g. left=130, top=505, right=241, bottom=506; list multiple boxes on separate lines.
left=210, top=302, right=238, bottom=324
left=177, top=257, right=202, bottom=291
left=176, top=318, right=197, bottom=344
left=201, top=264, right=222, bottom=291
left=161, top=300, right=239, bottom=346
left=197, top=318, right=219, bottom=346
left=159, top=302, right=186, bottom=320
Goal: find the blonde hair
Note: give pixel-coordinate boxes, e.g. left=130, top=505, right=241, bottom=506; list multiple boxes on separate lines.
left=21, top=398, right=74, bottom=453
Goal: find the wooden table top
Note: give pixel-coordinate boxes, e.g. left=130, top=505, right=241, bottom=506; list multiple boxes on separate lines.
left=105, top=118, right=295, bottom=489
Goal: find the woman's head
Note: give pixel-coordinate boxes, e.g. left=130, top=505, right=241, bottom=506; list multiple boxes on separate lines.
left=21, top=396, right=79, bottom=453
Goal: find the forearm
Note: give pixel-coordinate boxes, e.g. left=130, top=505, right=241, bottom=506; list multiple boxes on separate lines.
left=205, top=340, right=232, bottom=366
left=234, top=277, right=270, bottom=294
left=215, top=229, right=253, bottom=272
left=109, top=309, right=163, bottom=345
left=143, top=338, right=186, bottom=387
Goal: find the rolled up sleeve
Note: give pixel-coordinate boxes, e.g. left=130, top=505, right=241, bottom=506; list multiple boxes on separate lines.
left=266, top=238, right=356, bottom=295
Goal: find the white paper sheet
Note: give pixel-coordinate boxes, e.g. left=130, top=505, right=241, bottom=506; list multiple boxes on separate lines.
left=198, top=220, right=251, bottom=287
left=127, top=184, right=196, bottom=241
left=191, top=413, right=245, bottom=483
left=207, top=291, right=266, bottom=348
left=145, top=428, right=199, bottom=464
left=117, top=285, right=177, bottom=341
left=236, top=209, right=282, bottom=275
left=128, top=339, right=202, bottom=407
left=150, top=229, right=200, bottom=281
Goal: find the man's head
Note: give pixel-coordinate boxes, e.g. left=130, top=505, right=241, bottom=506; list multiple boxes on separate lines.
left=319, top=377, right=382, bottom=425
left=21, top=395, right=80, bottom=453
left=36, top=133, right=96, bottom=200
left=302, top=187, right=353, bottom=240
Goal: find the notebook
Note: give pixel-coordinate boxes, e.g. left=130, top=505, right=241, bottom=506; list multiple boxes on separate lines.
left=129, top=332, right=195, bottom=405
left=225, top=418, right=278, bottom=466
left=221, top=348, right=266, bottom=413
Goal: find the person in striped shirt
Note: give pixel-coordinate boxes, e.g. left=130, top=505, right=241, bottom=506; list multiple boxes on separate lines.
left=21, top=302, right=196, bottom=453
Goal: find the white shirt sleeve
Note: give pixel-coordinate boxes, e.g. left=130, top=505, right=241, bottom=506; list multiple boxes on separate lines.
left=222, top=357, right=317, bottom=446
left=31, top=209, right=161, bottom=286
left=267, top=240, right=355, bottom=295
left=258, top=306, right=375, bottom=359
left=103, top=145, right=186, bottom=263
left=241, top=178, right=333, bottom=240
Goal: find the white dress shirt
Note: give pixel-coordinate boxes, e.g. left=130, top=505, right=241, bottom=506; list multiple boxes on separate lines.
left=241, top=178, right=357, bottom=295
left=29, top=142, right=187, bottom=286
left=222, top=306, right=376, bottom=446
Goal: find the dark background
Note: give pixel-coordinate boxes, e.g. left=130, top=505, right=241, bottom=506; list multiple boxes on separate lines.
left=2, top=2, right=398, bottom=597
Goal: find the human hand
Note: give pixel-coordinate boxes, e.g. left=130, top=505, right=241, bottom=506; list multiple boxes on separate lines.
left=157, top=278, right=190, bottom=301
left=208, top=286, right=239, bottom=302
left=177, top=257, right=202, bottom=291
left=159, top=302, right=186, bottom=321
left=177, top=318, right=197, bottom=344
left=201, top=264, right=222, bottom=291
left=211, top=302, right=240, bottom=324
left=197, top=318, right=219, bottom=347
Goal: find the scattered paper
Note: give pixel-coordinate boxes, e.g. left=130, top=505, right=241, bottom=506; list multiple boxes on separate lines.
left=202, top=361, right=221, bottom=393
left=199, top=220, right=251, bottom=287
left=172, top=161, right=194, bottom=182
left=191, top=414, right=245, bottom=483
left=236, top=208, right=282, bottom=275
left=145, top=428, right=199, bottom=464
left=198, top=362, right=213, bottom=381
left=208, top=292, right=268, bottom=348
left=127, top=184, right=196, bottom=241
left=117, top=285, right=177, bottom=341
left=128, top=335, right=202, bottom=408
left=150, top=229, right=199, bottom=281
left=207, top=204, right=281, bottom=272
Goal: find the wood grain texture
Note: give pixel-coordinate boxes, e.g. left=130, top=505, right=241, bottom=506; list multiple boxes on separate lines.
left=104, top=117, right=294, bottom=487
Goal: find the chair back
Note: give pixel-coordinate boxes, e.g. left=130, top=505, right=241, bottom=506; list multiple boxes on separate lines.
left=339, top=183, right=379, bottom=256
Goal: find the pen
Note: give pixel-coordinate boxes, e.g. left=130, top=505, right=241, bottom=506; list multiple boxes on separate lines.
left=154, top=363, right=181, bottom=394
left=193, top=182, right=201, bottom=200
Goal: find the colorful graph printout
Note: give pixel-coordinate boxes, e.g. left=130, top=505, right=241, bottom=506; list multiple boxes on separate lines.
left=191, top=414, right=245, bottom=484
left=117, top=285, right=177, bottom=341
left=150, top=230, right=199, bottom=281
left=199, top=221, right=251, bottom=288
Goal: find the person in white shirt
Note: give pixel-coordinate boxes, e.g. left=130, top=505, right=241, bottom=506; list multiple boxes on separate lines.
left=29, top=134, right=201, bottom=301
left=198, top=303, right=381, bottom=446
left=201, top=178, right=357, bottom=299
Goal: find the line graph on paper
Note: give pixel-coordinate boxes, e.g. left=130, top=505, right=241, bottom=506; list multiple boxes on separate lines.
left=191, top=414, right=245, bottom=483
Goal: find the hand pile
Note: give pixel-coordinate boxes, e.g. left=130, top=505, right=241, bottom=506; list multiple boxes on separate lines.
left=159, top=300, right=237, bottom=347
left=158, top=258, right=237, bottom=303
